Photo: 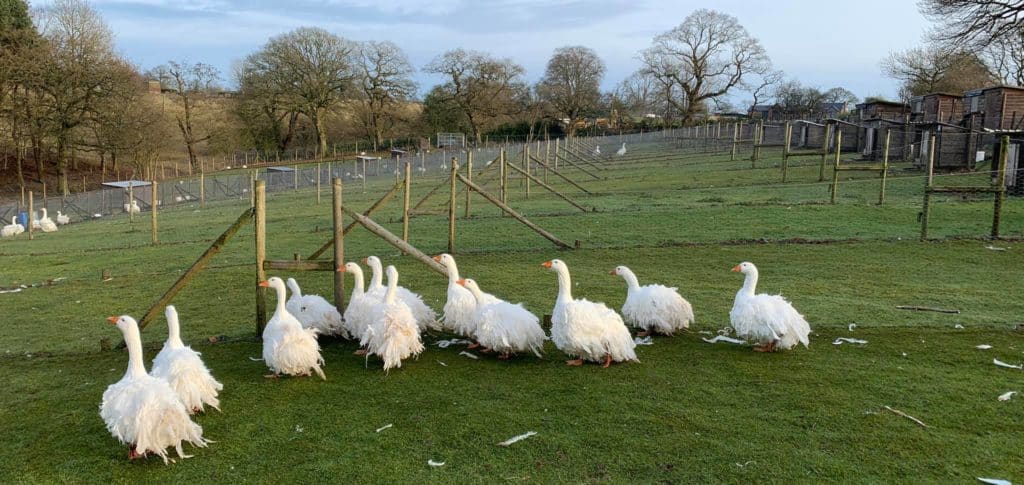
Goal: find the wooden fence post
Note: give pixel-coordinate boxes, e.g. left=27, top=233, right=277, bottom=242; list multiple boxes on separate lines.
left=731, top=122, right=739, bottom=161
left=830, top=130, right=843, bottom=204
left=332, top=177, right=345, bottom=312
left=819, top=124, right=831, bottom=182
left=993, top=135, right=1009, bottom=237
left=316, top=162, right=322, bottom=205
left=150, top=181, right=158, bottom=245
left=751, top=121, right=762, bottom=167
left=448, top=157, right=458, bottom=254
left=200, top=172, right=206, bottom=208
left=128, top=183, right=134, bottom=223
left=782, top=122, right=792, bottom=182
left=403, top=160, right=412, bottom=242
left=255, top=180, right=267, bottom=335
left=879, top=129, right=891, bottom=205
left=525, top=144, right=531, bottom=198
left=27, top=191, right=33, bottom=240
left=464, top=151, right=473, bottom=218
left=920, top=134, right=936, bottom=240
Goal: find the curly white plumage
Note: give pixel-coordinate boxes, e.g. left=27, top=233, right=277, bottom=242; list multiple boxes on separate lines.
left=151, top=306, right=223, bottom=414
left=362, top=266, right=424, bottom=370
left=286, top=278, right=347, bottom=337
left=339, top=262, right=381, bottom=342
left=364, top=256, right=438, bottom=330
left=612, top=266, right=693, bottom=335
left=545, top=259, right=637, bottom=366
left=729, top=262, right=810, bottom=351
left=261, top=277, right=326, bottom=379
left=460, top=278, right=545, bottom=358
left=100, top=315, right=208, bottom=464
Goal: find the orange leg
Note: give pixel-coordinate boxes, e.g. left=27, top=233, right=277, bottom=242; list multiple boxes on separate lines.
left=263, top=373, right=279, bottom=378
left=602, top=354, right=612, bottom=368
left=354, top=348, right=368, bottom=356
left=498, top=352, right=512, bottom=360
left=128, top=444, right=145, bottom=460
left=480, top=347, right=494, bottom=353
left=565, top=358, right=584, bottom=366
left=466, top=342, right=481, bottom=349
left=636, top=330, right=650, bottom=338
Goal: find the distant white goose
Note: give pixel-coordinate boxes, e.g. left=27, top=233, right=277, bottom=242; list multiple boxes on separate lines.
left=434, top=253, right=499, bottom=342
left=616, top=143, right=626, bottom=156
left=151, top=306, right=223, bottom=414
left=285, top=278, right=346, bottom=337
left=125, top=200, right=140, bottom=214
left=56, top=211, right=70, bottom=225
left=101, top=315, right=208, bottom=463
left=1, top=217, right=23, bottom=237
left=459, top=278, right=545, bottom=359
left=544, top=259, right=637, bottom=367
left=593, top=145, right=601, bottom=156
left=260, top=276, right=326, bottom=379
left=362, top=265, right=424, bottom=371
left=611, top=266, right=693, bottom=336
left=730, top=262, right=810, bottom=352
left=338, top=262, right=381, bottom=351
left=363, top=256, right=438, bottom=331
left=38, top=208, right=58, bottom=233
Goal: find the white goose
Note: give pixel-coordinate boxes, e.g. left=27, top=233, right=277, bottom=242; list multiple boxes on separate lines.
left=1, top=217, right=23, bottom=237
left=56, top=211, right=70, bottom=225
left=458, top=278, right=545, bottom=359
left=730, top=262, right=810, bottom=352
left=362, top=265, right=424, bottom=371
left=285, top=278, right=346, bottom=338
left=611, top=266, right=694, bottom=337
left=38, top=208, right=58, bottom=233
left=593, top=145, right=601, bottom=156
left=260, top=276, right=326, bottom=379
left=125, top=200, right=141, bottom=214
left=543, top=259, right=637, bottom=367
left=434, top=253, right=499, bottom=341
left=100, top=315, right=208, bottom=463
left=151, top=306, right=223, bottom=414
left=616, top=143, right=627, bottom=156
left=337, top=261, right=382, bottom=353
left=364, top=256, right=438, bottom=331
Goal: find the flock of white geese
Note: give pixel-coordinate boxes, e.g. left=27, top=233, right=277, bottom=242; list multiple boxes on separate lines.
left=1, top=208, right=69, bottom=237
left=102, top=254, right=810, bottom=463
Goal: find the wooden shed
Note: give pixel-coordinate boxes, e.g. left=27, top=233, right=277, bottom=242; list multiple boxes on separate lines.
left=910, top=92, right=963, bottom=124
left=855, top=100, right=909, bottom=122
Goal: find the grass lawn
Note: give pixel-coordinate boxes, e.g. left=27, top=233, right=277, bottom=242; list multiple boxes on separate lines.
left=1, top=139, right=1022, bottom=482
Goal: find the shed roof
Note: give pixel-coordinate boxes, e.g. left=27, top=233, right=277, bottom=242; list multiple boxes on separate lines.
left=356, top=155, right=381, bottom=161
left=101, top=180, right=152, bottom=189
left=266, top=166, right=294, bottom=173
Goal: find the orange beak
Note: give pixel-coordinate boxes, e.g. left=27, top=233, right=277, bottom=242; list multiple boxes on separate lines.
left=432, top=255, right=441, bottom=262
left=731, top=265, right=741, bottom=273
left=336, top=266, right=346, bottom=273
left=541, top=261, right=552, bottom=269
left=258, top=280, right=270, bottom=287
left=608, top=269, right=617, bottom=275
left=106, top=316, right=118, bottom=325
left=456, top=278, right=466, bottom=286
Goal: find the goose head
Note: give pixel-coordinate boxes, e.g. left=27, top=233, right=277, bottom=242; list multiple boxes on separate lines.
left=456, top=277, right=478, bottom=291
left=363, top=256, right=382, bottom=272
left=106, top=314, right=137, bottom=331
left=732, top=261, right=757, bottom=275
left=258, top=276, right=285, bottom=291
left=542, top=259, right=567, bottom=273
left=609, top=265, right=629, bottom=276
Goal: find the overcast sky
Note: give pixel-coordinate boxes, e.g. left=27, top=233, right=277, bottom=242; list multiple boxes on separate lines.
left=57, top=0, right=931, bottom=102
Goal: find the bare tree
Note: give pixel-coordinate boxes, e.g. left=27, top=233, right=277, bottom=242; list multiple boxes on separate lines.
left=881, top=45, right=994, bottom=98
left=984, top=32, right=1024, bottom=85
left=33, top=0, right=124, bottom=194
left=614, top=71, right=659, bottom=117
left=152, top=61, right=219, bottom=172
left=745, top=69, right=783, bottom=113
left=536, top=46, right=605, bottom=135
left=424, top=48, right=527, bottom=143
left=235, top=56, right=303, bottom=152
left=355, top=40, right=416, bottom=147
left=246, top=27, right=358, bottom=157
left=639, top=9, right=771, bottom=124
left=921, top=0, right=1024, bottom=49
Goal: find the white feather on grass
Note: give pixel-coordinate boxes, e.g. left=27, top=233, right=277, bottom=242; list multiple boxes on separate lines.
left=428, top=459, right=445, bottom=467
left=458, top=351, right=478, bottom=359
left=375, top=423, right=393, bottom=433
left=993, top=358, right=1023, bottom=370
left=497, top=431, right=537, bottom=447
left=976, top=344, right=993, bottom=350
left=833, top=337, right=868, bottom=345
left=702, top=335, right=746, bottom=345
left=998, top=391, right=1016, bottom=401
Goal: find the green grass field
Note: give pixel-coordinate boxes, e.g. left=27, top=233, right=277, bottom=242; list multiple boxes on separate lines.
left=1, top=139, right=1022, bottom=482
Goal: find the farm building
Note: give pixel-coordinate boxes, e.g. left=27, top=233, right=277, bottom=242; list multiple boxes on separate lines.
left=855, top=100, right=909, bottom=122
left=963, top=85, right=1024, bottom=165
left=857, top=119, right=909, bottom=161
left=910, top=92, right=963, bottom=124
left=911, top=122, right=972, bottom=169
left=748, top=104, right=782, bottom=121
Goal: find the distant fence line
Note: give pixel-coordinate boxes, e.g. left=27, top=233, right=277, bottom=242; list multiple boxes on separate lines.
left=0, top=130, right=669, bottom=223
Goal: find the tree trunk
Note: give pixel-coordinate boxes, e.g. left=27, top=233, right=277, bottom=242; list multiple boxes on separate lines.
left=313, top=108, right=328, bottom=158
left=56, top=135, right=68, bottom=196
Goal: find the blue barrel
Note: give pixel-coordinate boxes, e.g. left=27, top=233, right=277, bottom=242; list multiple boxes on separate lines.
left=17, top=212, right=28, bottom=228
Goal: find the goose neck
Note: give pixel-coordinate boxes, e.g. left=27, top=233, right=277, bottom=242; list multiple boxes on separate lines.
left=740, top=270, right=758, bottom=296
left=556, top=267, right=573, bottom=302
left=123, top=324, right=148, bottom=379
left=273, top=283, right=288, bottom=315
left=621, top=270, right=641, bottom=292
left=166, top=314, right=184, bottom=348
